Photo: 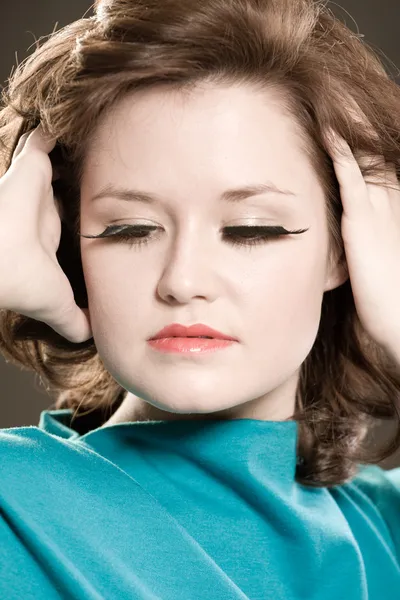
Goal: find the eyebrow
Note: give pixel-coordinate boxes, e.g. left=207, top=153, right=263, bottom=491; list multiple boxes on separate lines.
left=89, top=181, right=298, bottom=204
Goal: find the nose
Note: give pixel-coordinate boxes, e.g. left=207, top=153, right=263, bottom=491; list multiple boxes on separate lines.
left=156, top=229, right=220, bottom=305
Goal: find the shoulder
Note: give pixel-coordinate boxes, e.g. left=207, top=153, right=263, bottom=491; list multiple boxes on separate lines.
left=345, top=464, right=400, bottom=561
left=0, top=425, right=57, bottom=464
left=350, top=463, right=400, bottom=505
left=0, top=424, right=81, bottom=459
left=0, top=425, right=103, bottom=489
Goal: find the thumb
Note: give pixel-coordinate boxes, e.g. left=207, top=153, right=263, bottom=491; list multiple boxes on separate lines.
left=53, top=306, right=93, bottom=344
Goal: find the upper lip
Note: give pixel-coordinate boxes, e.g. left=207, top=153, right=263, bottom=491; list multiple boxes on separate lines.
left=149, top=323, right=238, bottom=341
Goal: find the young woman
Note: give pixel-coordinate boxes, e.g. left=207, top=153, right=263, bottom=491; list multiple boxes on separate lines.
left=0, top=0, right=399, bottom=597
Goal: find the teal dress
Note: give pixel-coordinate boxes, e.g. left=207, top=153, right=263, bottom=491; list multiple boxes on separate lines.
left=0, top=408, right=399, bottom=598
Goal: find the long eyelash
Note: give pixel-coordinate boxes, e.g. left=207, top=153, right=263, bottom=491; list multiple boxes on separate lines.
left=80, top=224, right=309, bottom=249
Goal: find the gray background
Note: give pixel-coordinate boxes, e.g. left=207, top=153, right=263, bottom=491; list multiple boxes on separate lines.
left=1, top=0, right=399, bottom=469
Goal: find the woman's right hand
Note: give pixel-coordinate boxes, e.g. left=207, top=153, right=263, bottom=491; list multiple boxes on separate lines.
left=0, top=124, right=93, bottom=343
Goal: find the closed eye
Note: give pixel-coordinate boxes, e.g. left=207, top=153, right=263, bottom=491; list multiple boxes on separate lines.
left=80, top=224, right=309, bottom=250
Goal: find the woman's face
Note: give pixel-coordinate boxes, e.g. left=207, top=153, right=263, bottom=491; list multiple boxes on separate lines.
left=80, top=83, right=347, bottom=424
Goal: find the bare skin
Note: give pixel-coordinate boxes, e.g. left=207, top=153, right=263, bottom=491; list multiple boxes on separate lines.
left=79, top=83, right=348, bottom=424
left=0, top=125, right=92, bottom=343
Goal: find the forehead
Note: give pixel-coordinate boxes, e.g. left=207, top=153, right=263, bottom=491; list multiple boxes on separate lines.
left=82, top=85, right=322, bottom=206
left=87, top=84, right=306, bottom=157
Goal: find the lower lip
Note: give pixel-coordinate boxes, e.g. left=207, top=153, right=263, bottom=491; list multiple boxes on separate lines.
left=147, top=337, right=236, bottom=354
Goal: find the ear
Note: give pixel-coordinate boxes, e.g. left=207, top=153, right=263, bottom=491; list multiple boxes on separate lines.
left=324, top=249, right=349, bottom=292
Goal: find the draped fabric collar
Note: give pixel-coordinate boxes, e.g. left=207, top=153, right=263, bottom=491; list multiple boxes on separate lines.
left=39, top=409, right=302, bottom=485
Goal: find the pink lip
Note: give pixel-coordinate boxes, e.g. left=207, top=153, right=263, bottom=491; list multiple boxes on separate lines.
left=147, top=337, right=236, bottom=354
left=149, top=322, right=237, bottom=341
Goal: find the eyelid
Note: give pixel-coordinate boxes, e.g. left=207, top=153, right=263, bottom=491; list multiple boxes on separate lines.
left=80, top=223, right=308, bottom=240
left=86, top=216, right=291, bottom=234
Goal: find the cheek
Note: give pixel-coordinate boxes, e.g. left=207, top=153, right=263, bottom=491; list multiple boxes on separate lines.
left=80, top=250, right=143, bottom=335
left=246, top=243, right=326, bottom=338
left=82, top=232, right=327, bottom=343
left=81, top=245, right=153, bottom=297
left=243, top=251, right=325, bottom=378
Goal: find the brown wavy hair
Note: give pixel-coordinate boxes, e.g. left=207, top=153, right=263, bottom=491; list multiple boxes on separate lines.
left=1, top=0, right=400, bottom=487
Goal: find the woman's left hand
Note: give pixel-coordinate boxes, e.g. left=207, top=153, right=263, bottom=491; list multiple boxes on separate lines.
left=324, top=127, right=400, bottom=366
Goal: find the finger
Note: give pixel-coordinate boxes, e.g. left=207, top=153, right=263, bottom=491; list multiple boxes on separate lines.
left=353, top=152, right=400, bottom=201
left=51, top=306, right=93, bottom=344
left=382, top=161, right=399, bottom=191
left=12, top=124, right=57, bottom=163
left=324, top=128, right=369, bottom=214
left=24, top=123, right=57, bottom=155
left=355, top=151, right=387, bottom=184
left=11, top=129, right=34, bottom=162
